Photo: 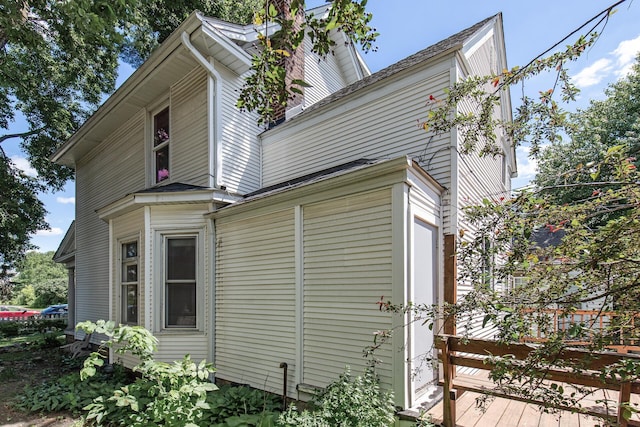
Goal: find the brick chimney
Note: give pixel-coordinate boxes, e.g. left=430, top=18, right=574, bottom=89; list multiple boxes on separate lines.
left=271, top=0, right=305, bottom=124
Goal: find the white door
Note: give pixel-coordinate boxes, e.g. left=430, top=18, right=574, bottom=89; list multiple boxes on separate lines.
left=411, top=218, right=437, bottom=401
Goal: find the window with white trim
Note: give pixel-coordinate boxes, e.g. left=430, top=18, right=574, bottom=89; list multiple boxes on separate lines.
left=121, top=241, right=139, bottom=325
left=153, top=107, right=170, bottom=184
left=164, top=236, right=197, bottom=328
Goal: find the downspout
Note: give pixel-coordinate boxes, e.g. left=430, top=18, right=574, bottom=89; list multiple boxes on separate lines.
left=181, top=31, right=223, bottom=189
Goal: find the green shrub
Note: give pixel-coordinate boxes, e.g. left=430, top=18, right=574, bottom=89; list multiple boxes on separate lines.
left=15, top=367, right=128, bottom=414
left=78, top=320, right=217, bottom=426
left=278, top=367, right=395, bottom=427
left=0, top=318, right=67, bottom=340
left=202, top=384, right=281, bottom=425
left=0, top=321, right=21, bottom=337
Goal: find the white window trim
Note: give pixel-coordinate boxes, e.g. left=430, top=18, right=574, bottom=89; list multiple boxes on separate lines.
left=154, top=228, right=205, bottom=333
left=117, top=236, right=140, bottom=326
left=148, top=101, right=171, bottom=188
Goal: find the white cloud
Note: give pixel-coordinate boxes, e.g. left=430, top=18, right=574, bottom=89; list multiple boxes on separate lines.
left=56, top=196, right=75, bottom=205
left=515, top=146, right=538, bottom=178
left=572, top=58, right=613, bottom=88
left=612, top=34, right=640, bottom=78
left=10, top=156, right=37, bottom=177
left=34, top=227, right=63, bottom=237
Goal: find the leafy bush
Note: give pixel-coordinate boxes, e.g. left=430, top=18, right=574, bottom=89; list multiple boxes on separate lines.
left=15, top=367, right=129, bottom=414
left=0, top=321, right=21, bottom=337
left=202, top=384, right=281, bottom=426
left=78, top=320, right=217, bottom=426
left=278, top=367, right=395, bottom=427
left=0, top=318, right=67, bottom=340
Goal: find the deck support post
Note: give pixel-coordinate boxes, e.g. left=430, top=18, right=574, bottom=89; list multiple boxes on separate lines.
left=440, top=335, right=456, bottom=427
left=618, top=381, right=631, bottom=427
left=443, top=234, right=457, bottom=336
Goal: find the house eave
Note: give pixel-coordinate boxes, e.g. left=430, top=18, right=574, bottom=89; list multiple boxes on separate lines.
left=53, top=220, right=75, bottom=264
left=207, top=156, right=443, bottom=219
left=97, top=188, right=242, bottom=221
left=51, top=11, right=254, bottom=167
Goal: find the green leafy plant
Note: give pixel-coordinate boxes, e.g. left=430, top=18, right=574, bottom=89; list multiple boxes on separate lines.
left=15, top=367, right=128, bottom=414
left=77, top=320, right=218, bottom=426
left=202, top=384, right=282, bottom=426
left=278, top=366, right=395, bottom=427
left=0, top=321, right=21, bottom=337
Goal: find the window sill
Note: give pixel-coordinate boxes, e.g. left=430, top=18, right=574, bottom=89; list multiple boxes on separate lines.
left=155, top=329, right=206, bottom=336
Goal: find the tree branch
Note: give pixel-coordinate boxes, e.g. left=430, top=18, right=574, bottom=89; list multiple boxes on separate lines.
left=0, top=128, right=45, bottom=145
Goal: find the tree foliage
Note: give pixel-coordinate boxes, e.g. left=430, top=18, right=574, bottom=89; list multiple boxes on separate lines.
left=535, top=54, right=640, bottom=207
left=8, top=250, right=67, bottom=305
left=237, top=0, right=378, bottom=124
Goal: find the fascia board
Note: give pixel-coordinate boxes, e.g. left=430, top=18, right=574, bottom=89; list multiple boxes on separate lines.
left=208, top=156, right=423, bottom=220
left=199, top=20, right=254, bottom=72
left=97, top=189, right=242, bottom=221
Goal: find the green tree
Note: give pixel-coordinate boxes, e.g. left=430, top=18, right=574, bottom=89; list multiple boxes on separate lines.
left=11, top=251, right=67, bottom=305
left=534, top=55, right=640, bottom=207
left=121, top=0, right=262, bottom=66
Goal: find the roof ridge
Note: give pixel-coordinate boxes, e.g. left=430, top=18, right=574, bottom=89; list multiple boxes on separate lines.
left=268, top=13, right=501, bottom=128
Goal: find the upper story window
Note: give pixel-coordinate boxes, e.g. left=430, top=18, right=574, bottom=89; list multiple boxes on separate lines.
left=121, top=241, right=139, bottom=325
left=153, top=107, right=170, bottom=184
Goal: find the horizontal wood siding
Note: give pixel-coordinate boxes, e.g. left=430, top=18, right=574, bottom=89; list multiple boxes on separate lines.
left=302, top=190, right=394, bottom=389
left=218, top=65, right=262, bottom=194
left=455, top=35, right=510, bottom=340
left=215, top=209, right=296, bottom=394
left=262, top=62, right=453, bottom=192
left=155, top=334, right=209, bottom=363
left=170, top=67, right=209, bottom=186
left=75, top=111, right=146, bottom=328
left=304, top=35, right=348, bottom=107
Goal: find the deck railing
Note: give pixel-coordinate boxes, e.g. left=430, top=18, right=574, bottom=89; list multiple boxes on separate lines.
left=520, top=309, right=640, bottom=352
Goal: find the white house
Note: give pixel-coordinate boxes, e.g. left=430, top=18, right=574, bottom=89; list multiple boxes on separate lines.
left=52, top=6, right=514, bottom=411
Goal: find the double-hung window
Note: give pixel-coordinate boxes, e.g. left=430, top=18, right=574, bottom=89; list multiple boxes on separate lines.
left=153, top=107, right=170, bottom=184
left=165, top=236, right=197, bottom=328
left=121, top=241, right=139, bottom=325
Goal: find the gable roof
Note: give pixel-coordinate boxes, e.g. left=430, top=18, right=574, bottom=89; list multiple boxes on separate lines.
left=53, top=220, right=75, bottom=264
left=50, top=7, right=369, bottom=167
left=268, top=14, right=501, bottom=129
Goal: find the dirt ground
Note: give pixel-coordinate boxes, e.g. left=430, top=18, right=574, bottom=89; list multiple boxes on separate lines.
left=0, top=343, right=80, bottom=426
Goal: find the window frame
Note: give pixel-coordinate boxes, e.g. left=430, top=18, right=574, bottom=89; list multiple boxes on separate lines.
left=151, top=105, right=171, bottom=186
left=158, top=230, right=204, bottom=331
left=119, top=239, right=139, bottom=325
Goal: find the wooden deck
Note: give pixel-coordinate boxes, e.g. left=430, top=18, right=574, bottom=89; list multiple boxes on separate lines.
left=424, top=390, right=640, bottom=427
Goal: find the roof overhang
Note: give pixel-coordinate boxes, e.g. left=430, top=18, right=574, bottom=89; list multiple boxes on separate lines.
left=53, top=220, right=75, bottom=264
left=51, top=11, right=253, bottom=167
left=208, top=156, right=444, bottom=220
left=97, top=187, right=242, bottom=221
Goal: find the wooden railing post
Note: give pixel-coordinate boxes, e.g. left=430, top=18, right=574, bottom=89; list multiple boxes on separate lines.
left=439, top=335, right=456, bottom=427
left=444, top=234, right=457, bottom=336
left=618, top=381, right=631, bottom=427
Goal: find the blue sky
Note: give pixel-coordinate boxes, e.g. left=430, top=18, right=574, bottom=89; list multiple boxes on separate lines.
left=4, top=0, right=640, bottom=253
